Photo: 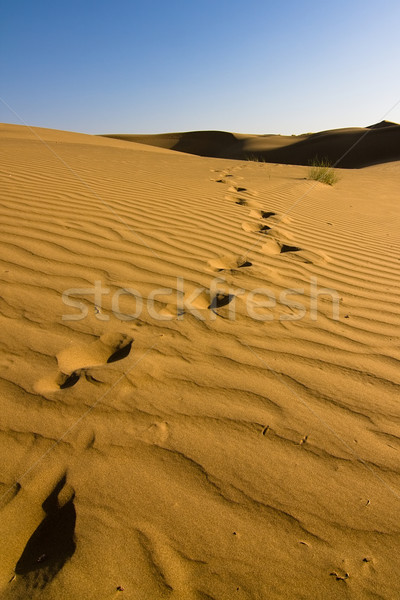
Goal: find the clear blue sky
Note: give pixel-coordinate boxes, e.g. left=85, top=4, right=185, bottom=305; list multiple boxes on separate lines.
left=1, top=0, right=400, bottom=135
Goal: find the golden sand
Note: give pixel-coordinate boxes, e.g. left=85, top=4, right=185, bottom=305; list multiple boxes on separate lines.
left=1, top=123, right=399, bottom=599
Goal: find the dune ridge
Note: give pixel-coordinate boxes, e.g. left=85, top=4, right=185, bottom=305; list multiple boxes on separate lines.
left=104, top=120, right=400, bottom=168
left=0, top=123, right=400, bottom=599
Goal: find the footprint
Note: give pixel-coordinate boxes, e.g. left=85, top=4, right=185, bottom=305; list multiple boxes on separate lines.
left=248, top=209, right=293, bottom=226
left=261, top=239, right=302, bottom=256
left=160, top=288, right=237, bottom=318
left=280, top=244, right=302, bottom=254
left=228, top=185, right=259, bottom=197
left=207, top=254, right=252, bottom=272
left=213, top=171, right=233, bottom=183
left=261, top=239, right=327, bottom=264
left=248, top=209, right=276, bottom=219
left=34, top=333, right=133, bottom=393
left=279, top=243, right=329, bottom=264
left=228, top=185, right=248, bottom=193
left=242, top=222, right=272, bottom=234
left=210, top=171, right=235, bottom=183
left=259, top=210, right=277, bottom=219
left=34, top=371, right=81, bottom=394
left=0, top=466, right=75, bottom=592
left=209, top=293, right=235, bottom=311
left=12, top=478, right=76, bottom=594
left=224, top=194, right=263, bottom=209
left=56, top=332, right=133, bottom=375
left=209, top=169, right=232, bottom=175
left=175, top=287, right=236, bottom=317
left=0, top=429, right=94, bottom=593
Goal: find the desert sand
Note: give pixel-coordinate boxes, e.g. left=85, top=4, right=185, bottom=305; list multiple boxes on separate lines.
left=0, top=123, right=400, bottom=599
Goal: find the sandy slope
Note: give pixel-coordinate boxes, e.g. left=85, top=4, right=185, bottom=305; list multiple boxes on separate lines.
left=0, top=123, right=400, bottom=600
left=104, top=120, right=400, bottom=167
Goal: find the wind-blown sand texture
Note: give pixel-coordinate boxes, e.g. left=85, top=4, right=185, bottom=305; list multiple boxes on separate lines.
left=104, top=120, right=400, bottom=167
left=0, top=123, right=400, bottom=599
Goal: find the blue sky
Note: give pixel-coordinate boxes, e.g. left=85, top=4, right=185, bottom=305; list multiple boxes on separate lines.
left=1, top=0, right=400, bottom=134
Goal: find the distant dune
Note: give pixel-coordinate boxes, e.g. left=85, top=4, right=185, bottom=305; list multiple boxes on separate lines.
left=103, top=120, right=400, bottom=167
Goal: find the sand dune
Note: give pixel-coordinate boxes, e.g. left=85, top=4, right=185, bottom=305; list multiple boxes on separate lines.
left=1, top=123, right=400, bottom=599
left=104, top=120, right=400, bottom=167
